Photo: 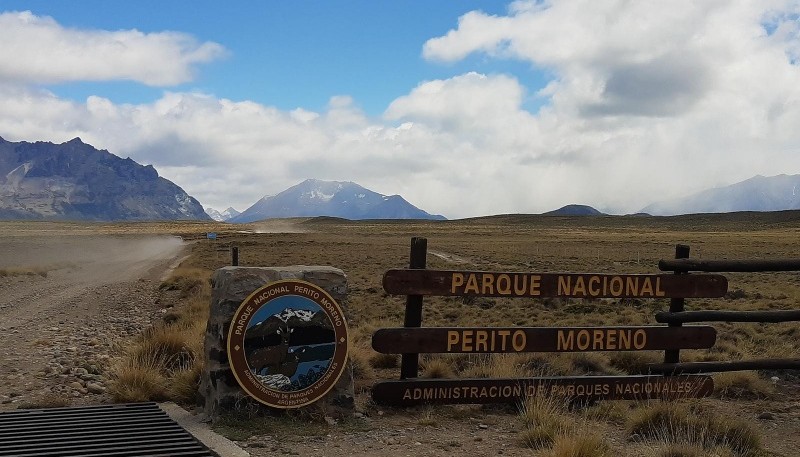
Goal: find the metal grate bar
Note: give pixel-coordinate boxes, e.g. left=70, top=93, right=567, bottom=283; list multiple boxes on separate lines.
left=0, top=402, right=217, bottom=457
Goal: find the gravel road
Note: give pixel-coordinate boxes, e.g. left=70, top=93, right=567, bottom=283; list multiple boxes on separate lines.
left=0, top=235, right=187, bottom=408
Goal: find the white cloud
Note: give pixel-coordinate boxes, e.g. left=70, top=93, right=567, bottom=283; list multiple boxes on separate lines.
left=0, top=11, right=225, bottom=85
left=2, top=3, right=800, bottom=219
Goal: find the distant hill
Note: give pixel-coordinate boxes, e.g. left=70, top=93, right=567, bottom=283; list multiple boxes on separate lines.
left=642, top=174, right=800, bottom=216
left=231, top=179, right=446, bottom=223
left=205, top=206, right=240, bottom=222
left=543, top=204, right=605, bottom=216
left=0, top=136, right=209, bottom=221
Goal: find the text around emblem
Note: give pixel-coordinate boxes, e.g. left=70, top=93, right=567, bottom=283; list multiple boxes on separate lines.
left=227, top=279, right=349, bottom=409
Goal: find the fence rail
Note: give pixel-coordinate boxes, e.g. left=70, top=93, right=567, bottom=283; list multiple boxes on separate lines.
left=371, top=238, right=800, bottom=407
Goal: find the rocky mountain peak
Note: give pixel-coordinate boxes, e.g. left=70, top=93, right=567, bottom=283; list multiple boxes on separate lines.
left=0, top=137, right=210, bottom=221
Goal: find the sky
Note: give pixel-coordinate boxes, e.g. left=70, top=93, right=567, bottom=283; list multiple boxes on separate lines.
left=1, top=1, right=799, bottom=219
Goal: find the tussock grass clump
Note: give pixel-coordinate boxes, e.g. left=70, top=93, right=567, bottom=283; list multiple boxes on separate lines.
left=111, top=267, right=210, bottom=404
left=713, top=372, right=774, bottom=399
left=417, top=407, right=439, bottom=427
left=462, top=354, right=527, bottom=379
left=159, top=267, right=211, bottom=298
left=608, top=351, right=660, bottom=374
left=627, top=402, right=761, bottom=456
left=369, top=352, right=399, bottom=369
left=546, top=433, right=613, bottom=457
left=422, top=357, right=455, bottom=378
left=110, top=353, right=170, bottom=402
left=518, top=395, right=570, bottom=449
left=348, top=345, right=376, bottom=392
left=581, top=400, right=630, bottom=425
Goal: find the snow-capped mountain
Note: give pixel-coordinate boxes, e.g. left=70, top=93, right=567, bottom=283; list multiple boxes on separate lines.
left=205, top=206, right=240, bottom=222
left=231, top=179, right=446, bottom=222
left=641, top=174, right=800, bottom=216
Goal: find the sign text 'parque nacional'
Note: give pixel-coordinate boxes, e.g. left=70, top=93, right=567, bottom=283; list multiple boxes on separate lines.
left=382, top=269, right=728, bottom=299
left=372, top=326, right=716, bottom=354
left=227, top=280, right=349, bottom=409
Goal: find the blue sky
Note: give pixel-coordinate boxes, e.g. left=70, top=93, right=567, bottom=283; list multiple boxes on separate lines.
left=7, top=1, right=548, bottom=114
left=1, top=2, right=799, bottom=218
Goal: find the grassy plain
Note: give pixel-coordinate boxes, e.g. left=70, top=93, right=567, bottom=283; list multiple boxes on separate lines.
left=12, top=211, right=798, bottom=456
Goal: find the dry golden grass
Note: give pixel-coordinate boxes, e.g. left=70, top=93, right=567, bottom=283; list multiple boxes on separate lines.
left=76, top=211, right=800, bottom=452
left=110, top=267, right=210, bottom=404
left=712, top=372, right=775, bottom=399
left=421, top=357, right=455, bottom=378
left=518, top=394, right=571, bottom=449
left=627, top=402, right=762, bottom=456
left=546, top=432, right=613, bottom=457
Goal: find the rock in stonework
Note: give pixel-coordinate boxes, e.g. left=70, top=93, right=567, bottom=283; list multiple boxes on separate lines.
left=199, top=266, right=354, bottom=422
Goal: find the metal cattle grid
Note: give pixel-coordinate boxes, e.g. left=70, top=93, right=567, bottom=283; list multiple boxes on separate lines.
left=0, top=402, right=218, bottom=457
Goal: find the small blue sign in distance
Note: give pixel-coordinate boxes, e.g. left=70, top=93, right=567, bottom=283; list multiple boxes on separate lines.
left=207, top=232, right=217, bottom=240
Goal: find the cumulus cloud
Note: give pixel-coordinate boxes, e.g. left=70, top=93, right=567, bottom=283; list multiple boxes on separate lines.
left=0, top=11, right=224, bottom=85
left=2, top=3, right=800, bottom=218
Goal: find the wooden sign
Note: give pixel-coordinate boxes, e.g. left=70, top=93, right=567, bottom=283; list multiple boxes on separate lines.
left=382, top=269, right=728, bottom=298
left=372, top=326, right=716, bottom=354
left=371, top=375, right=714, bottom=406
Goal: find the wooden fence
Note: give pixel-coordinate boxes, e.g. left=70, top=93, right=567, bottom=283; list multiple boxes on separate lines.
left=370, top=238, right=800, bottom=407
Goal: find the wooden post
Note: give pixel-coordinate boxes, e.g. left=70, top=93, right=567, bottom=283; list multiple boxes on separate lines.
left=664, top=244, right=690, bottom=364
left=231, top=246, right=239, bottom=266
left=400, top=237, right=427, bottom=379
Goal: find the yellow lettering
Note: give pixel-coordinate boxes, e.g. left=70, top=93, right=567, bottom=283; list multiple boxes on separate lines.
left=593, top=329, right=604, bottom=350
left=640, top=278, right=654, bottom=296
left=607, top=330, right=617, bottom=350
left=558, top=276, right=570, bottom=295
left=496, top=274, right=512, bottom=295
left=625, top=277, right=639, bottom=296
left=589, top=276, right=601, bottom=296
left=475, top=330, right=488, bottom=351
left=462, top=330, right=473, bottom=351
left=610, top=277, right=624, bottom=296
left=498, top=330, right=511, bottom=350
left=530, top=275, right=541, bottom=296
left=557, top=330, right=574, bottom=351
left=464, top=274, right=480, bottom=294
left=512, top=330, right=526, bottom=351
left=513, top=274, right=527, bottom=295
left=656, top=277, right=666, bottom=297
left=573, top=276, right=586, bottom=296
left=619, top=329, right=631, bottom=349
left=447, top=331, right=459, bottom=352
left=633, top=329, right=646, bottom=349
left=481, top=274, right=495, bottom=295
left=577, top=330, right=590, bottom=350
left=451, top=273, right=464, bottom=294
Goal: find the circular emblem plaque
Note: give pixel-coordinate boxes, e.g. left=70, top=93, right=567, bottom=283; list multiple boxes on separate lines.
left=227, top=280, right=349, bottom=409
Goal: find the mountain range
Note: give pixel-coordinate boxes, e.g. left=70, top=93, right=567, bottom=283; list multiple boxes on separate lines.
left=205, top=206, right=241, bottom=222
left=641, top=174, right=800, bottom=216
left=0, top=136, right=208, bottom=221
left=231, top=179, right=446, bottom=222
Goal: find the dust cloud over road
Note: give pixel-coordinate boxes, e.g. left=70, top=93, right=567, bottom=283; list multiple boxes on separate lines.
left=0, top=235, right=185, bottom=283
left=0, top=235, right=187, bottom=405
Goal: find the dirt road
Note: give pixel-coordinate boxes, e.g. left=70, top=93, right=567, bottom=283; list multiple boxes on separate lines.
left=0, top=235, right=186, bottom=408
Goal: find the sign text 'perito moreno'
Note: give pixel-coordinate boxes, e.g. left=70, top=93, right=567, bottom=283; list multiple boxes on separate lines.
left=382, top=270, right=728, bottom=299
left=372, top=326, right=717, bottom=354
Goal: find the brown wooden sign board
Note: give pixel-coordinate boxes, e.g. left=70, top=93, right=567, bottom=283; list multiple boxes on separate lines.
left=371, top=375, right=714, bottom=406
left=372, top=326, right=716, bottom=354
left=383, top=269, right=728, bottom=298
